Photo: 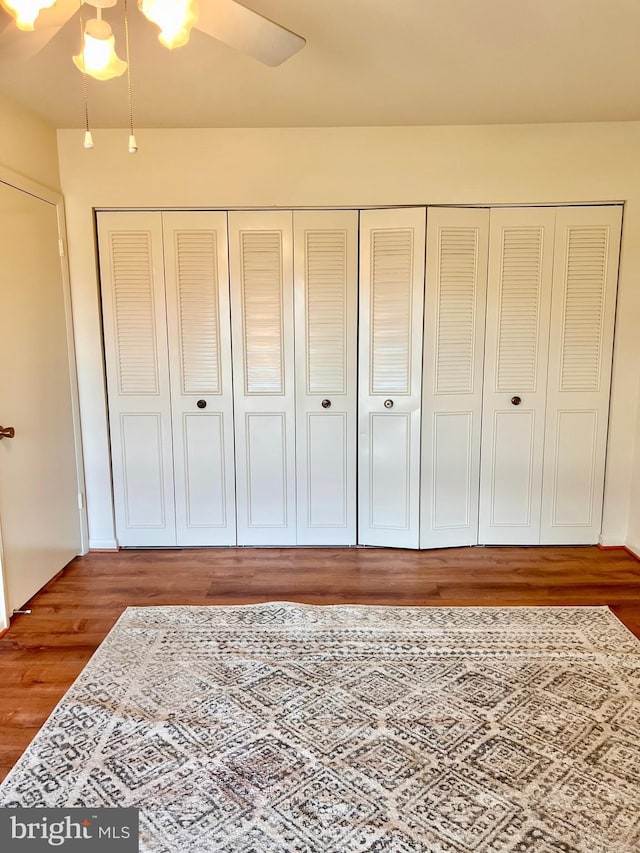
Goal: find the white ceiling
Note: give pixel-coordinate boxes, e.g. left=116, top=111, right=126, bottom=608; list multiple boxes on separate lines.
left=0, top=0, right=639, bottom=129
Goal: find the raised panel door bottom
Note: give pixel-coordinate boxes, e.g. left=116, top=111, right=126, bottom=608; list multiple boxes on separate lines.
left=246, top=413, right=288, bottom=529
left=369, top=413, right=411, bottom=531
left=182, top=413, right=228, bottom=528
left=120, top=413, right=168, bottom=530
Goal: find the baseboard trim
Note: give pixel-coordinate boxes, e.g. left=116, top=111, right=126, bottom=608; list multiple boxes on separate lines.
left=625, top=541, right=640, bottom=561
left=89, top=539, right=119, bottom=551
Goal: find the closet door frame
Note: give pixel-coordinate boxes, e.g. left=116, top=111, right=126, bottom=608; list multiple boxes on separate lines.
left=97, top=203, right=623, bottom=552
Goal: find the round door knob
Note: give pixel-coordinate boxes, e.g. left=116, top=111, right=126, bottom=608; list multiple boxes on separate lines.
left=321, top=399, right=331, bottom=409
left=384, top=399, right=394, bottom=409
left=196, top=400, right=207, bottom=409
left=511, top=396, right=522, bottom=406
left=0, top=426, right=15, bottom=439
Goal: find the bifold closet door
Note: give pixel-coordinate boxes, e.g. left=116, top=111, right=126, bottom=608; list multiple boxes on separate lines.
left=294, top=210, right=358, bottom=545
left=540, top=206, right=622, bottom=543
left=479, top=208, right=556, bottom=544
left=358, top=207, right=426, bottom=548
left=162, top=212, right=236, bottom=545
left=421, top=208, right=489, bottom=548
left=98, top=212, right=176, bottom=546
left=229, top=211, right=297, bottom=545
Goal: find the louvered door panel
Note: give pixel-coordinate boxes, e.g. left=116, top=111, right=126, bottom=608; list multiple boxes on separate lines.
left=359, top=208, right=426, bottom=548
left=110, top=232, right=160, bottom=396
left=495, top=227, right=546, bottom=392
left=294, top=210, right=357, bottom=544
left=541, top=206, right=622, bottom=543
left=229, top=211, right=296, bottom=545
left=241, top=230, right=284, bottom=394
left=97, top=212, right=176, bottom=546
left=370, top=229, right=413, bottom=394
left=174, top=229, right=221, bottom=395
left=163, top=212, right=236, bottom=545
left=479, top=208, right=556, bottom=544
left=421, top=208, right=489, bottom=548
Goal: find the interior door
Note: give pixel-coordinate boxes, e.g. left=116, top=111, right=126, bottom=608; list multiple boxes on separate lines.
left=0, top=179, right=82, bottom=617
left=293, top=210, right=358, bottom=545
left=98, top=212, right=176, bottom=546
left=229, top=210, right=297, bottom=545
left=358, top=207, right=426, bottom=548
left=162, top=212, right=236, bottom=545
left=540, top=206, right=622, bottom=544
left=479, top=207, right=556, bottom=544
left=421, top=207, right=489, bottom=548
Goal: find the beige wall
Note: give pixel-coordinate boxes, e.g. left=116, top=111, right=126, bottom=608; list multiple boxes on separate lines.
left=0, top=92, right=60, bottom=190
left=57, top=123, right=640, bottom=550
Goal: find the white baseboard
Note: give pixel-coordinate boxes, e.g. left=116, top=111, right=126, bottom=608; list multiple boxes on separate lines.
left=89, top=539, right=119, bottom=551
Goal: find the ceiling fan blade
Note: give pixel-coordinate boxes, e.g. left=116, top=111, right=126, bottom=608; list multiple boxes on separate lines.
left=195, top=0, right=305, bottom=67
left=0, top=0, right=78, bottom=60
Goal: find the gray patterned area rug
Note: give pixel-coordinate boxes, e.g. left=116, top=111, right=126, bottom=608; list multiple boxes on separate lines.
left=1, top=604, right=639, bottom=852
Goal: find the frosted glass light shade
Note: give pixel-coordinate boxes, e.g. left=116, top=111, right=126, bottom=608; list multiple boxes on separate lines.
left=138, top=0, right=198, bottom=49
left=0, top=0, right=56, bottom=31
left=73, top=18, right=127, bottom=81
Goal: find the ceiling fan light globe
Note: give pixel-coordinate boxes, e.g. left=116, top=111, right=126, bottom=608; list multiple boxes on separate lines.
left=0, top=0, right=56, bottom=30
left=138, top=0, right=198, bottom=50
left=73, top=20, right=127, bottom=81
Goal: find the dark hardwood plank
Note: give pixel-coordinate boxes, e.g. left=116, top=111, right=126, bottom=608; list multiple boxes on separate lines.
left=0, top=545, right=639, bottom=782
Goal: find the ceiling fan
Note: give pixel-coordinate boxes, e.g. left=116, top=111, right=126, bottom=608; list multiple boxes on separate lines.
left=0, top=0, right=306, bottom=68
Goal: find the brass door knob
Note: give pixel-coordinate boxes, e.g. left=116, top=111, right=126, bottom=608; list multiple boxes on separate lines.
left=0, top=426, right=15, bottom=439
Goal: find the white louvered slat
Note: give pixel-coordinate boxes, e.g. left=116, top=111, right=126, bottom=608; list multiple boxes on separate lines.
left=241, top=230, right=284, bottom=395
left=371, top=228, right=413, bottom=394
left=175, top=230, right=221, bottom=395
left=110, top=231, right=159, bottom=396
left=496, top=227, right=545, bottom=392
left=560, top=226, right=608, bottom=392
left=305, top=229, right=347, bottom=395
left=436, top=226, right=479, bottom=394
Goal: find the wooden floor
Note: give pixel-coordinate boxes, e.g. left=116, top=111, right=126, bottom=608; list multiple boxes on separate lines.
left=1, top=544, right=639, bottom=782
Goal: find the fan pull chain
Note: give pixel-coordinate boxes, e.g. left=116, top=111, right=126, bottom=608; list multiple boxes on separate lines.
left=78, top=0, right=93, bottom=149
left=123, top=0, right=137, bottom=153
